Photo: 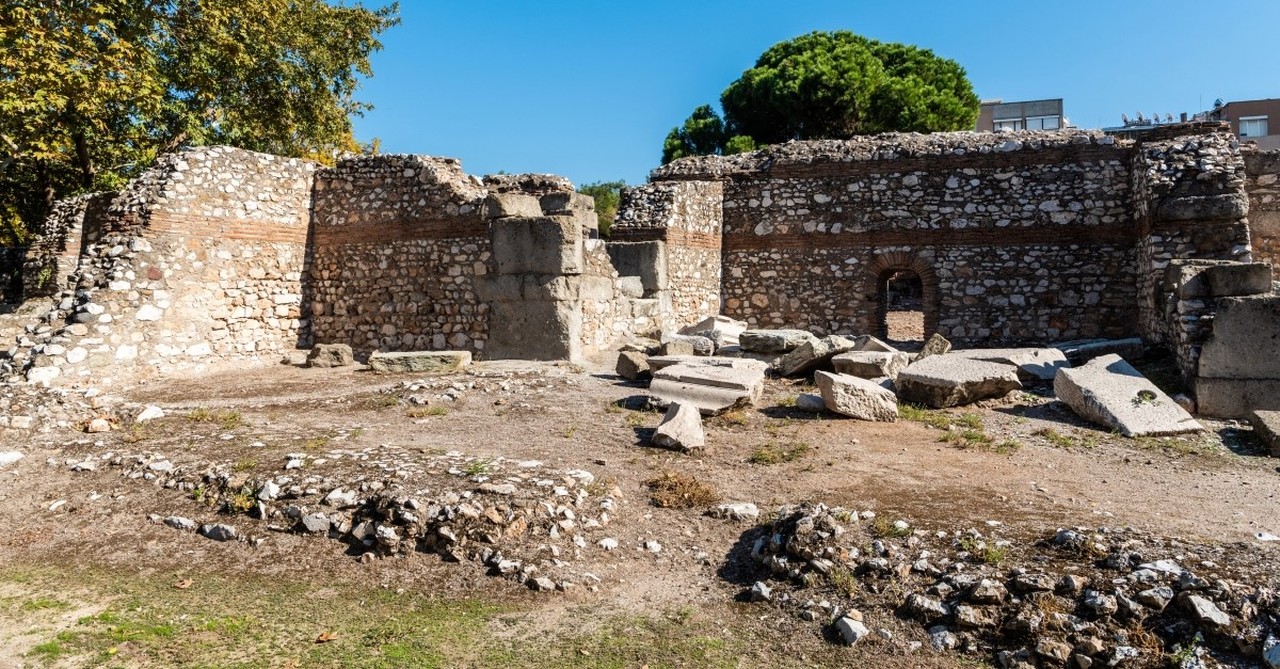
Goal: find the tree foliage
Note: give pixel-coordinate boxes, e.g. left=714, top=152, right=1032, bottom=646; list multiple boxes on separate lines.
left=661, top=31, right=980, bottom=163
left=578, top=180, right=626, bottom=237
left=0, top=0, right=399, bottom=241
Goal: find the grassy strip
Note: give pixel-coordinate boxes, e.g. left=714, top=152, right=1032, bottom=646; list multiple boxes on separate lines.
left=3, top=565, right=746, bottom=668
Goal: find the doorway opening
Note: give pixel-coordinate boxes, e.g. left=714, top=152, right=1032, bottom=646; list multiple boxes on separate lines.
left=879, top=269, right=925, bottom=348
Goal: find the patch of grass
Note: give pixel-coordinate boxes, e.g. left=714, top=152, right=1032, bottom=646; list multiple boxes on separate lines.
left=644, top=471, right=721, bottom=509
left=872, top=517, right=912, bottom=538
left=585, top=475, right=618, bottom=497
left=956, top=412, right=983, bottom=430
left=1034, top=427, right=1077, bottom=448
left=748, top=441, right=811, bottom=465
left=993, top=439, right=1022, bottom=455
left=623, top=412, right=650, bottom=428
left=563, top=425, right=578, bottom=439
left=368, top=393, right=402, bottom=409
left=21, top=596, right=71, bottom=612
left=940, top=428, right=994, bottom=448
left=9, top=565, right=745, bottom=668
left=777, top=394, right=797, bottom=408
left=349, top=427, right=364, bottom=439
left=225, top=487, right=256, bottom=514
left=303, top=433, right=332, bottom=450
left=603, top=400, right=624, bottom=414
left=406, top=406, right=449, bottom=418
left=958, top=536, right=1009, bottom=564
left=121, top=423, right=151, bottom=444
left=828, top=568, right=859, bottom=598
left=232, top=458, right=258, bottom=472
left=897, top=403, right=953, bottom=430
left=462, top=459, right=492, bottom=476
left=186, top=408, right=243, bottom=430
left=712, top=408, right=750, bottom=427
left=29, top=636, right=70, bottom=660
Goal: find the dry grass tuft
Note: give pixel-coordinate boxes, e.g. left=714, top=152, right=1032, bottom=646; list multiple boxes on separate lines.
left=644, top=472, right=721, bottom=509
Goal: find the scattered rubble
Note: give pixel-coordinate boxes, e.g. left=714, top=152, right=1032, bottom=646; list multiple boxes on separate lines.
left=741, top=502, right=1279, bottom=667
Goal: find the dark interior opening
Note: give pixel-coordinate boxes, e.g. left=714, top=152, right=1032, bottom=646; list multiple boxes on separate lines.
left=880, top=269, right=924, bottom=348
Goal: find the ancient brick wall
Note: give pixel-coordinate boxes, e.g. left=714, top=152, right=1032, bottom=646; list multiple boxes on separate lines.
left=650, top=131, right=1140, bottom=346
left=12, top=146, right=316, bottom=385
left=1244, top=148, right=1280, bottom=269
left=308, top=156, right=491, bottom=354
left=610, top=181, right=723, bottom=332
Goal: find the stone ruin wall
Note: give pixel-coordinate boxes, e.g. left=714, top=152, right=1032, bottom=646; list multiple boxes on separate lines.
left=650, top=132, right=1142, bottom=346
left=1132, top=126, right=1253, bottom=378
left=4, top=147, right=662, bottom=384
left=1244, top=147, right=1280, bottom=270
left=309, top=155, right=491, bottom=354
left=609, top=180, right=724, bottom=331
left=8, top=146, right=316, bottom=385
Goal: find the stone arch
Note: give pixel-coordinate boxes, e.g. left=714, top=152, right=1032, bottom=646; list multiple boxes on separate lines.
left=865, top=252, right=939, bottom=340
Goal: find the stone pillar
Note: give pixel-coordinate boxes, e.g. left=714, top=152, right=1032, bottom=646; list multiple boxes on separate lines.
left=479, top=192, right=589, bottom=361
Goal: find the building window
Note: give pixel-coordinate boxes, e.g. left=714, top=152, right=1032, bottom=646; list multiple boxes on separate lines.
left=1240, top=116, right=1269, bottom=138
left=1026, top=115, right=1061, bottom=130
left=993, top=119, right=1023, bottom=131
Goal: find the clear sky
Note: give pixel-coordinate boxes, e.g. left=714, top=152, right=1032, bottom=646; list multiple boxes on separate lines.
left=351, top=0, right=1280, bottom=187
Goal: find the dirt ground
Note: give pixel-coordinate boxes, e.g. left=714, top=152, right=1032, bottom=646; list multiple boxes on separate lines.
left=1, top=351, right=1279, bottom=667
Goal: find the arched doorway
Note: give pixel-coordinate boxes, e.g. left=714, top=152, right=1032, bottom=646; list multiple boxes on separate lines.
left=865, top=252, right=939, bottom=350
left=881, top=269, right=924, bottom=344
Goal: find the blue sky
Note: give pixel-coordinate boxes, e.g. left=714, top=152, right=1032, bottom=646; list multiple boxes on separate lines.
left=352, top=0, right=1280, bottom=187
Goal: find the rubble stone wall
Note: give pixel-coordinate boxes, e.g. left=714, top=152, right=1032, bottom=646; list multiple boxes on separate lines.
left=12, top=146, right=317, bottom=385
left=1244, top=148, right=1280, bottom=269
left=1134, top=129, right=1252, bottom=378
left=650, top=131, right=1141, bottom=346
left=610, top=181, right=723, bottom=332
left=308, top=156, right=491, bottom=354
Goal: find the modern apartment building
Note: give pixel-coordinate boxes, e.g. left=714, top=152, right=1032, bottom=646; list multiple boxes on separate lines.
left=975, top=98, right=1065, bottom=132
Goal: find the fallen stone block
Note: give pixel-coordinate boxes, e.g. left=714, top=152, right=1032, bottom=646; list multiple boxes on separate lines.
left=1055, top=338, right=1145, bottom=365
left=368, top=351, right=471, bottom=374
left=661, top=333, right=714, bottom=356
left=913, top=333, right=952, bottom=362
left=651, top=401, right=705, bottom=452
left=1054, top=354, right=1202, bottom=437
left=307, top=343, right=354, bottom=368
left=832, top=351, right=912, bottom=380
left=815, top=371, right=898, bottom=422
left=794, top=393, right=826, bottom=413
left=739, top=329, right=817, bottom=354
left=649, top=363, right=765, bottom=415
left=896, top=355, right=1022, bottom=408
left=778, top=335, right=859, bottom=377
left=951, top=348, right=1070, bottom=382
left=615, top=351, right=650, bottom=381
left=1250, top=410, right=1280, bottom=457
left=852, top=335, right=900, bottom=353
left=647, top=356, right=770, bottom=374
left=680, top=316, right=748, bottom=347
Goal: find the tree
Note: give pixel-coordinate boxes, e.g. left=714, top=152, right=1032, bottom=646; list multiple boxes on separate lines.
left=578, top=180, right=626, bottom=237
left=661, top=31, right=979, bottom=163
left=0, top=0, right=399, bottom=241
